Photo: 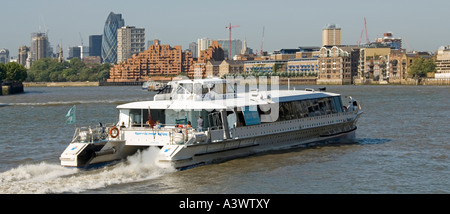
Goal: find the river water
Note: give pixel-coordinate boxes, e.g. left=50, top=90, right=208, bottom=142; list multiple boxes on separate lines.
left=0, top=85, right=448, bottom=194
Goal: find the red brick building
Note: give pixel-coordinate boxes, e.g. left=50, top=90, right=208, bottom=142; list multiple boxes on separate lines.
left=190, top=41, right=224, bottom=78
left=107, top=39, right=194, bottom=82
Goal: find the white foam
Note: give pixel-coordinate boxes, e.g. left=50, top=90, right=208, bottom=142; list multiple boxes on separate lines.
left=0, top=147, right=175, bottom=193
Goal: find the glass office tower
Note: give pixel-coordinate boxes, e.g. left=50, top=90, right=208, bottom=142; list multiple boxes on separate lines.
left=101, top=12, right=125, bottom=64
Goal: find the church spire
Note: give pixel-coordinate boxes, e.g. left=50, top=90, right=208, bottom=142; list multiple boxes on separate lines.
left=58, top=42, right=64, bottom=63
left=241, top=36, right=248, bottom=55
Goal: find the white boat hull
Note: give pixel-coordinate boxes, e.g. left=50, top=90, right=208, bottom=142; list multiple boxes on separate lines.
left=157, top=122, right=358, bottom=170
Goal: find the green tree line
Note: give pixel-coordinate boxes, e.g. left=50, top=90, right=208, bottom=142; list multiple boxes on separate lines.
left=0, top=62, right=28, bottom=82
left=26, top=58, right=111, bottom=82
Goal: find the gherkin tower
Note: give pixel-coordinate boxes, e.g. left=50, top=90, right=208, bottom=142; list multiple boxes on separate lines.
left=101, top=12, right=125, bottom=64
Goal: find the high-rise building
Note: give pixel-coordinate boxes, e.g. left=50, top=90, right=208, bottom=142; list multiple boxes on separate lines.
left=197, top=38, right=213, bottom=56
left=217, top=39, right=242, bottom=60
left=31, top=32, right=49, bottom=61
left=0, top=48, right=9, bottom=64
left=89, top=35, right=102, bottom=57
left=322, top=24, right=341, bottom=47
left=197, top=38, right=242, bottom=60
left=18, top=46, right=29, bottom=66
left=68, top=46, right=81, bottom=60
left=189, top=42, right=198, bottom=58
left=101, top=12, right=125, bottom=64
left=117, top=26, right=145, bottom=63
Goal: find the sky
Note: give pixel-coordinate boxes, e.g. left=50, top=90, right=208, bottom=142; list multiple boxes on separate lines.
left=2, top=0, right=450, bottom=57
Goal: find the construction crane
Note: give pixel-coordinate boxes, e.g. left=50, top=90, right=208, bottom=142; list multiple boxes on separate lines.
left=260, top=26, right=265, bottom=56
left=79, top=32, right=84, bottom=46
left=357, top=17, right=370, bottom=46
left=364, top=17, right=370, bottom=44
left=225, top=23, right=240, bottom=59
left=404, top=37, right=412, bottom=52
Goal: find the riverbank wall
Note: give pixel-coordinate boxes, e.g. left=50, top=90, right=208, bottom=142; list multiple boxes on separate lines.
left=21, top=77, right=450, bottom=88
left=23, top=82, right=100, bottom=87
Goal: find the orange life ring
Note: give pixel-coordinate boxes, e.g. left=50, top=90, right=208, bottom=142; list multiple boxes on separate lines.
left=109, top=127, right=119, bottom=138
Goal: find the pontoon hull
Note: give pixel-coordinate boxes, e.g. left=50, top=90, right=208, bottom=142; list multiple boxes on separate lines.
left=157, top=123, right=358, bottom=170
left=59, top=140, right=145, bottom=169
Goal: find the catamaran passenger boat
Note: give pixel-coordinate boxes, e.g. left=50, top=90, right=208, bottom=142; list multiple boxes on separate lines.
left=60, top=77, right=362, bottom=169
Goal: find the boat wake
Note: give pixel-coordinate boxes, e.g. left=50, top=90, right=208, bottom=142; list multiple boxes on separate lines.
left=0, top=147, right=175, bottom=193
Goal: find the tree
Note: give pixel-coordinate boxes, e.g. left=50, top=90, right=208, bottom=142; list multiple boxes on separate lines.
left=5, top=62, right=27, bottom=82
left=408, top=58, right=436, bottom=79
left=0, top=63, right=6, bottom=80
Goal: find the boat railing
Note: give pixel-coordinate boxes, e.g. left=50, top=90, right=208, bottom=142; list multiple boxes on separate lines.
left=72, top=123, right=115, bottom=143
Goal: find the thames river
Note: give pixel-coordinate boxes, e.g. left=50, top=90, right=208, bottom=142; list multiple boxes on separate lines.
left=0, top=85, right=448, bottom=193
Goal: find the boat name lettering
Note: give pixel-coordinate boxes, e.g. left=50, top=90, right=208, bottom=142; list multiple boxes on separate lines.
left=134, top=132, right=168, bottom=136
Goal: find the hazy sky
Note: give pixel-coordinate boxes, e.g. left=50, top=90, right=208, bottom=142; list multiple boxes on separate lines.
left=2, top=0, right=450, bottom=57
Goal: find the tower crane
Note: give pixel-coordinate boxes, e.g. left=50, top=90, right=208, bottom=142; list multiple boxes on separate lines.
left=260, top=26, right=265, bottom=55
left=357, top=17, right=370, bottom=46
left=226, top=23, right=240, bottom=59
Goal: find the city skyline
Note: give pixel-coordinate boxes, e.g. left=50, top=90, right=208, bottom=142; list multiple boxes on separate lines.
left=2, top=0, right=450, bottom=57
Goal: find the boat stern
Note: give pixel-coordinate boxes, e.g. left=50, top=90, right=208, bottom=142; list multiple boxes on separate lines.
left=59, top=143, right=90, bottom=168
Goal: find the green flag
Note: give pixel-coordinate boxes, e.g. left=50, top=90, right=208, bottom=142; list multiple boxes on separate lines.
left=66, top=105, right=76, bottom=125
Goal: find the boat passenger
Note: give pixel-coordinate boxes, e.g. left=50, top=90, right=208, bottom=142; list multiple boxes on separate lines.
left=197, top=116, right=203, bottom=132
left=155, top=120, right=162, bottom=129
left=187, top=121, right=192, bottom=128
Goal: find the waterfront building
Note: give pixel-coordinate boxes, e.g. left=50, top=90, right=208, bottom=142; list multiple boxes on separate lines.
left=218, top=60, right=245, bottom=77
left=322, top=24, right=341, bottom=47
left=117, top=26, right=145, bottom=63
left=358, top=46, right=391, bottom=81
left=317, top=46, right=353, bottom=85
left=17, top=46, right=29, bottom=67
left=435, top=46, right=450, bottom=79
left=89, top=35, right=102, bottom=57
left=205, top=60, right=222, bottom=77
left=101, top=12, right=125, bottom=64
left=0, top=48, right=10, bottom=64
left=31, top=32, right=49, bottom=61
left=244, top=60, right=287, bottom=75
left=287, top=58, right=319, bottom=77
left=108, top=39, right=193, bottom=82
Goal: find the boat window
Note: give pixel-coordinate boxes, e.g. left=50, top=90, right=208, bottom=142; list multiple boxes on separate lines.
left=242, top=106, right=261, bottom=126
left=176, top=83, right=193, bottom=94
left=212, top=83, right=226, bottom=94
left=143, top=109, right=166, bottom=126
left=276, top=97, right=341, bottom=122
left=227, top=83, right=236, bottom=94
left=227, top=111, right=237, bottom=130
left=129, top=109, right=142, bottom=127
left=332, top=96, right=343, bottom=113
left=208, top=111, right=223, bottom=130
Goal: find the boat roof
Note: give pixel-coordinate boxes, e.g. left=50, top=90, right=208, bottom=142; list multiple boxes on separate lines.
left=117, top=89, right=341, bottom=110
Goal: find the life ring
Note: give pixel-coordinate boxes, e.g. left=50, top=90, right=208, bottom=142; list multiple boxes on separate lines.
left=109, top=127, right=119, bottom=138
